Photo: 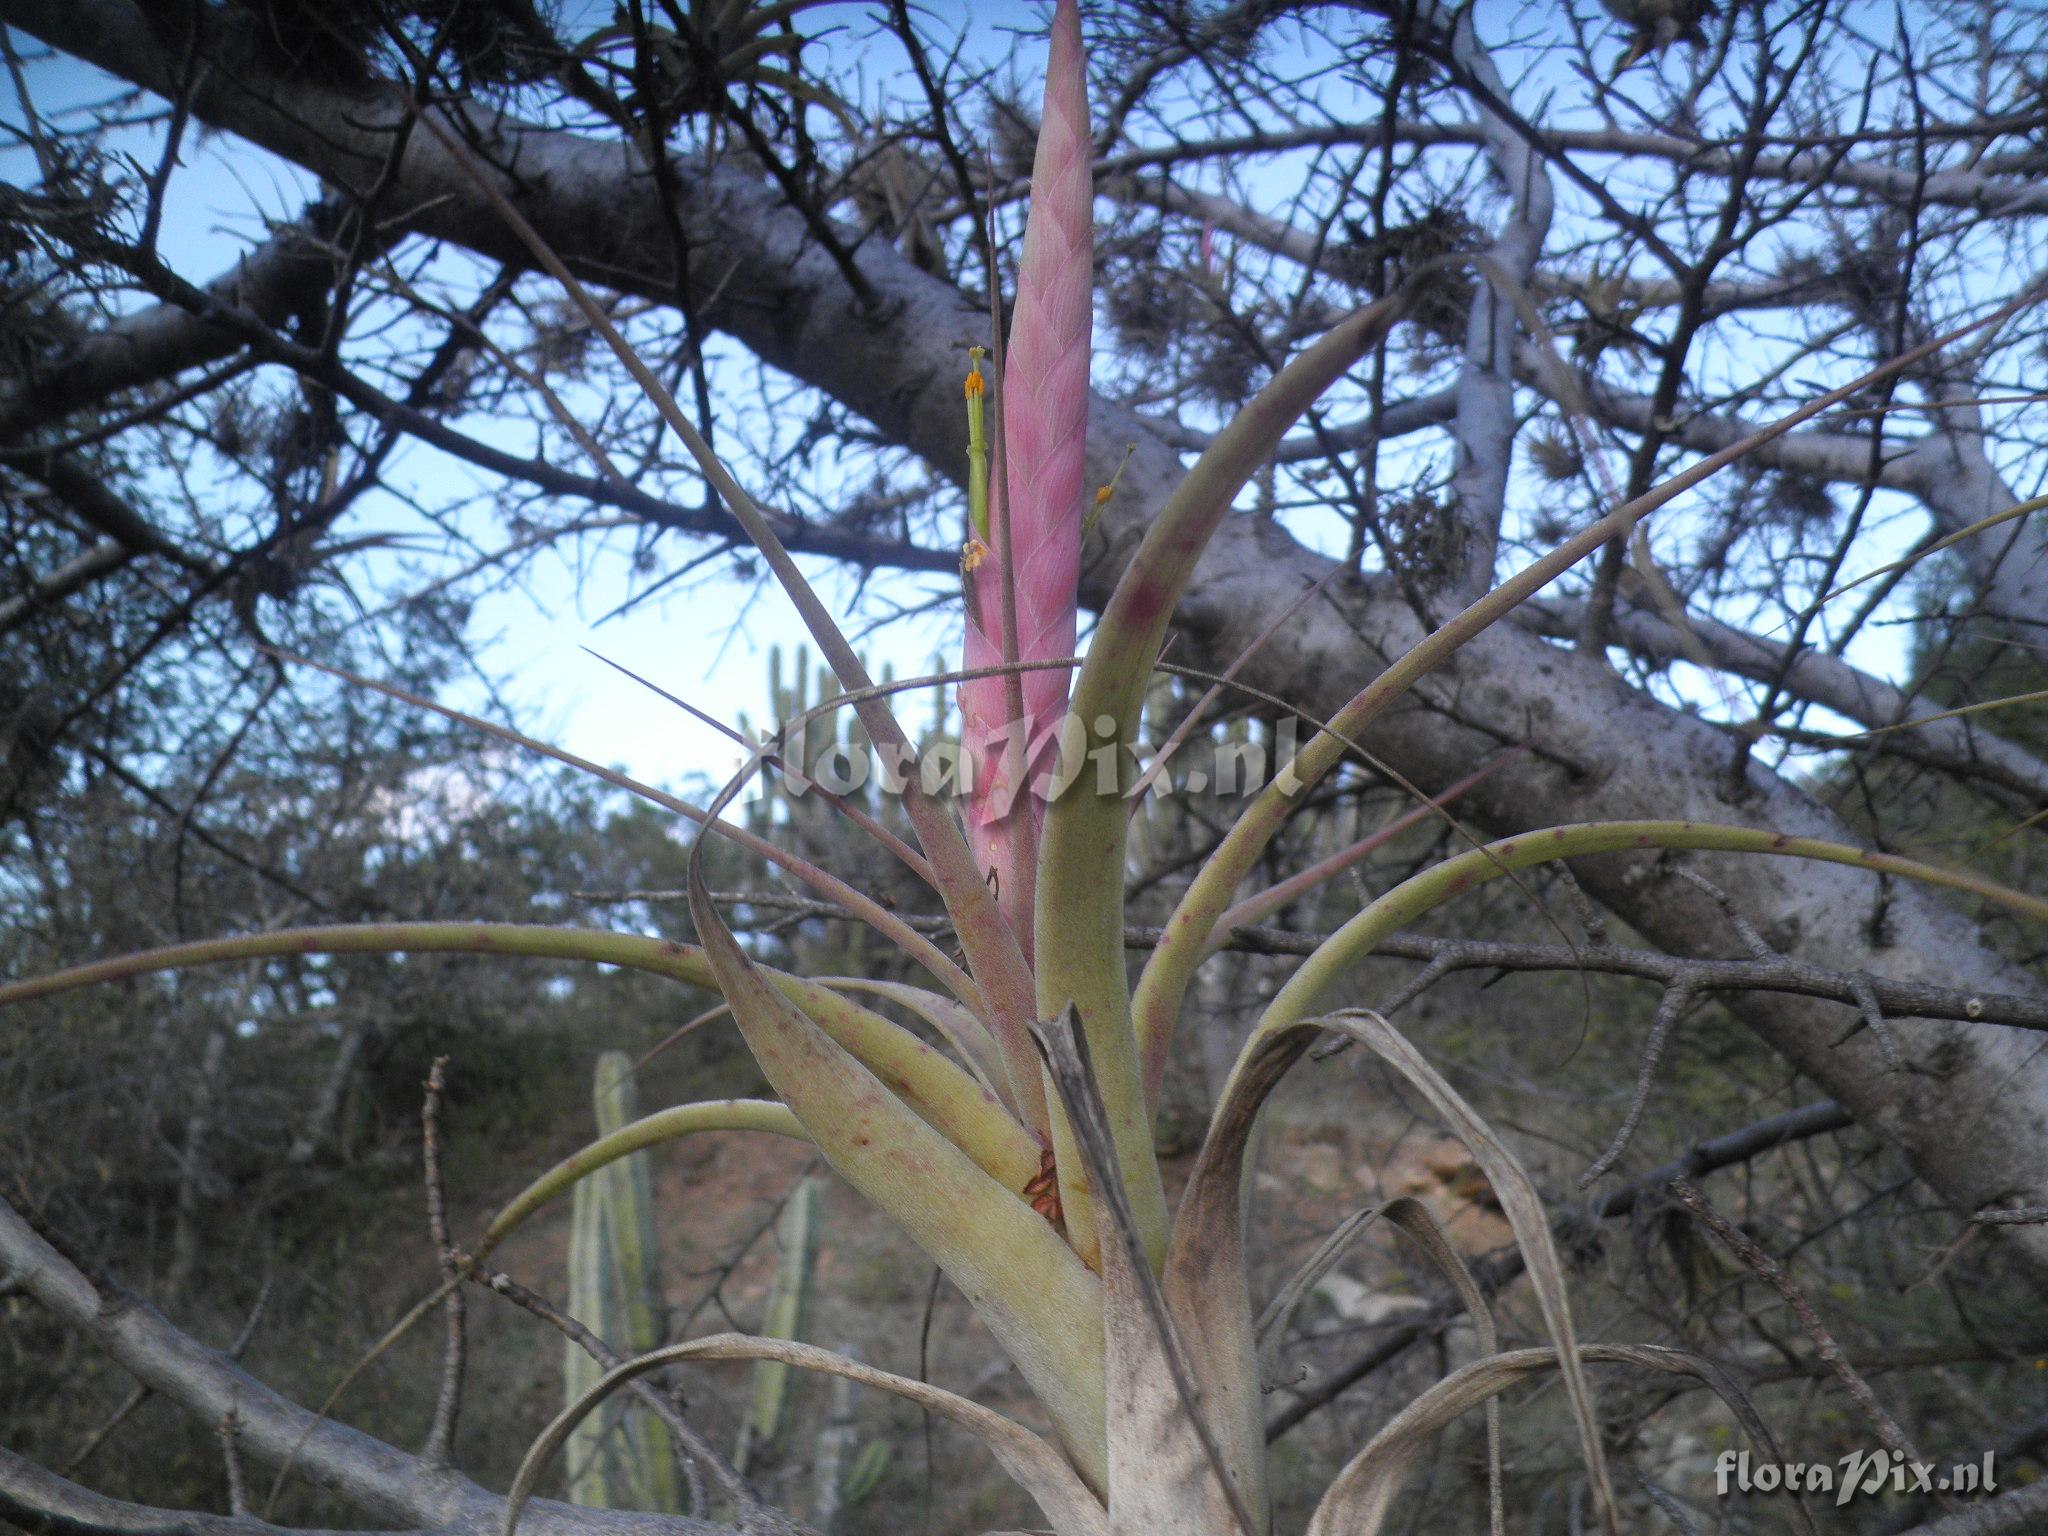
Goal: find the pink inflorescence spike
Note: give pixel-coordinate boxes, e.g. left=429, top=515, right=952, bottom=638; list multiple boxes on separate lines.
left=960, top=0, right=1092, bottom=961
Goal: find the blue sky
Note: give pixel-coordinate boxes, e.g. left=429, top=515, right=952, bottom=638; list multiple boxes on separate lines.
left=0, top=5, right=1052, bottom=795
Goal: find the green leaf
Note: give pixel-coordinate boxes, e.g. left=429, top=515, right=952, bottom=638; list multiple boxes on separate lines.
left=689, top=877, right=1111, bottom=1487
left=0, top=923, right=1042, bottom=1200
left=819, top=976, right=1012, bottom=1110
left=1037, top=1008, right=1261, bottom=1534
left=485, top=1098, right=803, bottom=1251
left=1262, top=821, right=2048, bottom=1031
left=1034, top=291, right=1417, bottom=1270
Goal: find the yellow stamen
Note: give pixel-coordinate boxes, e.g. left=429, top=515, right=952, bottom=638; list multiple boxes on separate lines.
left=1083, top=444, right=1137, bottom=538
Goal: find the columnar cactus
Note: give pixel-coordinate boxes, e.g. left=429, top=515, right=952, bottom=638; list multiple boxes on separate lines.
left=739, top=1173, right=820, bottom=1465
left=564, top=1052, right=680, bottom=1513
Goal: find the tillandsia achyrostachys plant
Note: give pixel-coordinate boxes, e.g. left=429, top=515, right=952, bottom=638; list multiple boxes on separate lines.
left=9, top=3, right=2048, bottom=1532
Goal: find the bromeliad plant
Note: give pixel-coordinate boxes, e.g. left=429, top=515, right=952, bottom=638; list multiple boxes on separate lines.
left=9, top=4, right=2048, bottom=1531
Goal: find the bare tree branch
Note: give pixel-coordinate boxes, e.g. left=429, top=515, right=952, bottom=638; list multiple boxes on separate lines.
left=0, top=1442, right=435, bottom=1536
left=0, top=1198, right=732, bottom=1536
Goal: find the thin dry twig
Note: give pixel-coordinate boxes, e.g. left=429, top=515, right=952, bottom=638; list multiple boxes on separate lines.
left=1971, top=1206, right=2048, bottom=1226
left=471, top=1266, right=744, bottom=1519
left=1671, top=867, right=1774, bottom=961
left=217, top=1406, right=249, bottom=1518
left=421, top=1057, right=464, bottom=1467
left=1580, top=983, right=1697, bottom=1187
left=1667, top=1177, right=1931, bottom=1483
